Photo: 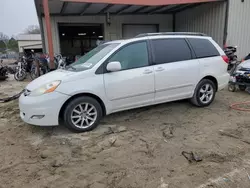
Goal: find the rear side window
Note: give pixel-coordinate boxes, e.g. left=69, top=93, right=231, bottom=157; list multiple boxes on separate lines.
left=188, top=38, right=220, bottom=58
left=151, top=38, right=192, bottom=64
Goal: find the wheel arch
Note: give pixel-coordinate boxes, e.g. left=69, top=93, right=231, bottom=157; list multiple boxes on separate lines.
left=59, top=93, right=107, bottom=121
left=201, top=75, right=218, bottom=91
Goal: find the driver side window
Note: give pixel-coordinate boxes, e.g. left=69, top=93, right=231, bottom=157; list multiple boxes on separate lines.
left=108, top=41, right=149, bottom=70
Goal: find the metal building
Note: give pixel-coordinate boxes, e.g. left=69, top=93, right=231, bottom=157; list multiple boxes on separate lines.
left=17, top=34, right=43, bottom=53
left=34, top=0, right=250, bottom=67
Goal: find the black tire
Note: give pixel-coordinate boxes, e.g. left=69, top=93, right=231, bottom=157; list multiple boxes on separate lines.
left=63, top=96, right=103, bottom=132
left=190, top=79, right=216, bottom=107
left=30, top=64, right=41, bottom=80
left=228, top=84, right=236, bottom=92
left=14, top=69, right=27, bottom=81
left=239, top=85, right=246, bottom=91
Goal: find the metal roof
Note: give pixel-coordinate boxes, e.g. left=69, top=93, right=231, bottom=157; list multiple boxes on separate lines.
left=16, top=34, right=42, bottom=41
left=35, top=0, right=223, bottom=16
left=63, top=0, right=220, bottom=6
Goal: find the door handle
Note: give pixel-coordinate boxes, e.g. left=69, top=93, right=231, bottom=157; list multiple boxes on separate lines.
left=155, top=67, right=164, bottom=72
left=143, top=69, right=153, bottom=74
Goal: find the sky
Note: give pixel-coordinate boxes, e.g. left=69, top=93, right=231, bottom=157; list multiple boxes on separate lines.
left=0, top=0, right=39, bottom=37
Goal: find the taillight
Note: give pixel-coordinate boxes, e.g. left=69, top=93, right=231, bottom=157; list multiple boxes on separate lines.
left=222, top=55, right=229, bottom=63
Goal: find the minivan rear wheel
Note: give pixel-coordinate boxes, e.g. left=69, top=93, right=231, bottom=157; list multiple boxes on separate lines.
left=190, top=79, right=216, bottom=107
left=63, top=96, right=103, bottom=132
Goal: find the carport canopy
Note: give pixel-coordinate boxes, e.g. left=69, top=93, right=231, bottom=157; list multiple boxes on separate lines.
left=35, top=0, right=224, bottom=69
left=36, top=0, right=223, bottom=16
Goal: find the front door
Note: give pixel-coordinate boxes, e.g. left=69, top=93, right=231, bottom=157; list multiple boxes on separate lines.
left=104, top=41, right=155, bottom=112
left=150, top=38, right=200, bottom=103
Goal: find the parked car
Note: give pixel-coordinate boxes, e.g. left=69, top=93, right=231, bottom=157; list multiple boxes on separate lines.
left=19, top=32, right=229, bottom=132
left=242, top=53, right=250, bottom=62
left=228, top=59, right=250, bottom=92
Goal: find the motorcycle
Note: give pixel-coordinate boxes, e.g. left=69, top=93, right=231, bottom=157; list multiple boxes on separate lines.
left=14, top=59, right=28, bottom=81
left=30, top=54, right=49, bottom=80
left=224, top=46, right=238, bottom=72
left=0, top=60, right=8, bottom=81
left=46, top=54, right=65, bottom=69
left=14, top=52, right=35, bottom=81
left=29, top=53, right=65, bottom=80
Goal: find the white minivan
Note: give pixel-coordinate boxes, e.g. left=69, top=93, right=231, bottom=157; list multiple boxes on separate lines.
left=19, top=33, right=229, bottom=132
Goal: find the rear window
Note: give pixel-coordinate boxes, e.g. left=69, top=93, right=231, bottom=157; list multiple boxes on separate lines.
left=188, top=38, right=220, bottom=58
left=151, top=38, right=192, bottom=64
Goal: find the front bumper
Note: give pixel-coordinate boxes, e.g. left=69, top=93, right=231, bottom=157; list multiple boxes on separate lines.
left=229, top=71, right=250, bottom=86
left=19, top=91, right=70, bottom=126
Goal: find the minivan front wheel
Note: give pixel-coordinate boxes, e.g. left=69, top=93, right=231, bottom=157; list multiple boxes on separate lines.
left=63, top=96, right=103, bottom=132
left=190, top=79, right=216, bottom=107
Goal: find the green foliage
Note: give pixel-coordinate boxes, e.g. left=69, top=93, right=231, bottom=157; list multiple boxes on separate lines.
left=7, top=37, right=18, bottom=52
left=0, top=32, right=9, bottom=53
left=0, top=41, right=7, bottom=53
left=0, top=33, right=19, bottom=52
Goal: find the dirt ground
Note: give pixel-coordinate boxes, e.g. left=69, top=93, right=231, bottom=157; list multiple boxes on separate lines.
left=1, top=76, right=250, bottom=188
left=1, top=59, right=16, bottom=65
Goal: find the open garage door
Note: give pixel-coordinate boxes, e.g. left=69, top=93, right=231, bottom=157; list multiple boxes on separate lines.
left=58, top=23, right=104, bottom=58
left=122, top=24, right=158, bottom=39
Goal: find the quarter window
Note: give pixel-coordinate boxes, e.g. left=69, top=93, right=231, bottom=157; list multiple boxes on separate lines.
left=188, top=38, right=220, bottom=58
left=108, top=41, right=149, bottom=70
left=151, top=38, right=192, bottom=64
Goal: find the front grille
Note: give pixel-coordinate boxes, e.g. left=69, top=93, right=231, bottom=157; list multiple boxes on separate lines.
left=23, top=89, right=31, bottom=96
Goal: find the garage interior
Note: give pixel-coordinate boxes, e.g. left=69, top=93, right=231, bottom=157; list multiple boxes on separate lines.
left=58, top=23, right=104, bottom=56
left=23, top=46, right=43, bottom=53
left=35, top=0, right=226, bottom=61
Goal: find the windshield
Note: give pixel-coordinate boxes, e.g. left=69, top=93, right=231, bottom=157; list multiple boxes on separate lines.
left=66, top=43, right=119, bottom=71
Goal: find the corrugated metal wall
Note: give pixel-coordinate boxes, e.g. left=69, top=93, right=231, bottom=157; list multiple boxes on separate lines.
left=175, top=1, right=226, bottom=47
left=227, top=0, right=250, bottom=58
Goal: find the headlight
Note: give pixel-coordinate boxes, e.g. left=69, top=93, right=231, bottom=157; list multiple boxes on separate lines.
left=30, top=80, right=61, bottom=96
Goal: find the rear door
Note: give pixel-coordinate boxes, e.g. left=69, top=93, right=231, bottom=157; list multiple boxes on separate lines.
left=187, top=37, right=227, bottom=77
left=151, top=38, right=200, bottom=103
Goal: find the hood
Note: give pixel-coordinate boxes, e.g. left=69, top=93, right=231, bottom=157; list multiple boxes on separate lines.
left=240, top=59, right=250, bottom=69
left=26, top=69, right=75, bottom=91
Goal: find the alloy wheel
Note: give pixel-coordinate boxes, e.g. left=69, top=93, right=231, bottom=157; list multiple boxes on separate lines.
left=199, top=83, right=214, bottom=104
left=71, top=103, right=97, bottom=128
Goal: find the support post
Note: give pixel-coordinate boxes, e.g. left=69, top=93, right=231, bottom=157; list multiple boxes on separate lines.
left=43, top=0, right=55, bottom=70
left=172, top=13, right=176, bottom=32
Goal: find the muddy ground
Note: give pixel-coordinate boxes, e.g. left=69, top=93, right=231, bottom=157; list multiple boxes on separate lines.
left=1, top=76, right=250, bottom=188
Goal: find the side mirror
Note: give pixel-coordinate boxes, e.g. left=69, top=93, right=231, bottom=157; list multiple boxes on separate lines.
left=107, top=61, right=121, bottom=72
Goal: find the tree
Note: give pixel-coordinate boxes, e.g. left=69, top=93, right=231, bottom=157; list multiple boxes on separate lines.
left=24, top=25, right=41, bottom=34
left=7, top=37, right=18, bottom=52
left=0, top=41, right=6, bottom=53
left=0, top=32, right=9, bottom=53
left=0, top=32, right=9, bottom=42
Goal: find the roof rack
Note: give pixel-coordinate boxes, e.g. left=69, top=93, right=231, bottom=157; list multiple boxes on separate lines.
left=135, top=32, right=207, bottom=38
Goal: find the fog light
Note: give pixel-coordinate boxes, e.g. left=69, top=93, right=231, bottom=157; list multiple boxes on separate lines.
left=31, top=115, right=45, bottom=119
